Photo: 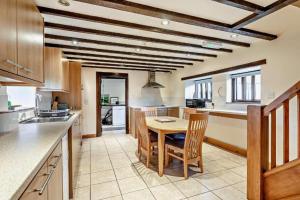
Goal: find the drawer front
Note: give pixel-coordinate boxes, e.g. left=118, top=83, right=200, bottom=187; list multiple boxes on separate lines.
left=48, top=141, right=62, bottom=170
left=19, top=162, right=48, bottom=200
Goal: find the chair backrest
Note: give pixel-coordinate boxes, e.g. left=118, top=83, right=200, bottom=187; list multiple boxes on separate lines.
left=141, top=107, right=157, bottom=117
left=136, top=111, right=150, bottom=150
left=183, top=107, right=197, bottom=120
left=184, top=113, right=209, bottom=159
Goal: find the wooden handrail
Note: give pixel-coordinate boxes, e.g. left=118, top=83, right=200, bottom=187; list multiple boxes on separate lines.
left=263, top=158, right=300, bottom=178
left=264, top=81, right=300, bottom=116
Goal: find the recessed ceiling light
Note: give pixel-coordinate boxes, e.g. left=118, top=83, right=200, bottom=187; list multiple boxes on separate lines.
left=161, top=19, right=170, bottom=26
left=136, top=48, right=141, bottom=52
left=231, top=34, right=239, bottom=39
left=58, top=0, right=71, bottom=6
left=72, top=40, right=79, bottom=45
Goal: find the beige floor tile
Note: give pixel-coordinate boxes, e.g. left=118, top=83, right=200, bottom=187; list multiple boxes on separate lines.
left=91, top=181, right=120, bottom=200
left=213, top=186, right=247, bottom=200
left=232, top=181, right=247, bottom=194
left=74, top=186, right=90, bottom=200
left=76, top=174, right=91, bottom=188
left=150, top=183, right=185, bottom=200
left=102, top=196, right=123, bottom=200
left=111, top=159, right=133, bottom=169
left=215, top=159, right=241, bottom=169
left=213, top=170, right=245, bottom=185
left=194, top=174, right=229, bottom=190
left=91, top=161, right=113, bottom=173
left=141, top=172, right=170, bottom=187
left=230, top=166, right=247, bottom=178
left=114, top=167, right=139, bottom=180
left=204, top=161, right=226, bottom=173
left=122, top=189, right=155, bottom=200
left=174, top=178, right=209, bottom=197
left=188, top=192, right=221, bottom=200
left=133, top=162, right=157, bottom=175
left=91, top=170, right=116, bottom=185
left=118, top=176, right=147, bottom=194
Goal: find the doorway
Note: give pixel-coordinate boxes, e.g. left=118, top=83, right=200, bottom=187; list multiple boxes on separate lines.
left=96, top=72, right=129, bottom=137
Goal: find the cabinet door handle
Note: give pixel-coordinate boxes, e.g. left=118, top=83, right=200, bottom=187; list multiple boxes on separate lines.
left=23, top=67, right=33, bottom=73
left=49, top=154, right=62, bottom=168
left=5, top=59, right=17, bottom=66
left=34, top=169, right=55, bottom=195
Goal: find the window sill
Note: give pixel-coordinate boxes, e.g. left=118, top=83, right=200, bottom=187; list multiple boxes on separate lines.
left=226, top=101, right=261, bottom=105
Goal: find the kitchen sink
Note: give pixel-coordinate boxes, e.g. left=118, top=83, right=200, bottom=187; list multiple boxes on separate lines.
left=21, top=114, right=73, bottom=124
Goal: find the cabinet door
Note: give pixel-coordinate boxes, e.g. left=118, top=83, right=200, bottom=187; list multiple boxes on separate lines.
left=48, top=157, right=63, bottom=200
left=0, top=0, right=18, bottom=74
left=62, top=61, right=70, bottom=92
left=19, top=162, right=48, bottom=200
left=168, top=108, right=179, bottom=118
left=17, top=0, right=44, bottom=82
left=43, top=47, right=63, bottom=90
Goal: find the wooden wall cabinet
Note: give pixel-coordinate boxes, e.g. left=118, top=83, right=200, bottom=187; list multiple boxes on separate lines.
left=20, top=142, right=63, bottom=200
left=41, top=47, right=69, bottom=92
left=53, top=62, right=82, bottom=110
left=0, top=0, right=44, bottom=85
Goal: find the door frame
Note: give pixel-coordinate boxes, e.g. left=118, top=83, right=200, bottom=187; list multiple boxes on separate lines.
left=96, top=72, right=129, bottom=137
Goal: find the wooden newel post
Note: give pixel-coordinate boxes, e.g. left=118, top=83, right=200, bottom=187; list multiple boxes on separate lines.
left=247, top=105, right=269, bottom=200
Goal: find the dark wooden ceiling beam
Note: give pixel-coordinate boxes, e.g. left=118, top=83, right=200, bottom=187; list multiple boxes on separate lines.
left=232, top=0, right=299, bottom=29
left=44, top=22, right=244, bottom=49
left=40, top=6, right=238, bottom=50
left=45, top=34, right=217, bottom=57
left=63, top=51, right=193, bottom=65
left=82, top=65, right=171, bottom=73
left=74, top=0, right=277, bottom=40
left=65, top=56, right=184, bottom=68
left=211, top=0, right=264, bottom=13
left=45, top=43, right=204, bottom=62
left=81, top=62, right=177, bottom=70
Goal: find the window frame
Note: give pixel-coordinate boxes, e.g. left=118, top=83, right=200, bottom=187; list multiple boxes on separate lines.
left=231, top=70, right=261, bottom=103
left=195, top=78, right=213, bottom=102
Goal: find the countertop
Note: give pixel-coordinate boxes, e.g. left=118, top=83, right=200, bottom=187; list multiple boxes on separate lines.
left=0, top=110, right=81, bottom=200
left=197, top=108, right=247, bottom=116
left=130, top=105, right=179, bottom=109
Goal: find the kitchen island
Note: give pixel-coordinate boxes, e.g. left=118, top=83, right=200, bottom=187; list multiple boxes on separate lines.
left=0, top=111, right=82, bottom=200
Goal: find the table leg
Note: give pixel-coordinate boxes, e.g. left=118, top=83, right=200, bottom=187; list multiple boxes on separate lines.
left=158, top=131, right=165, bottom=176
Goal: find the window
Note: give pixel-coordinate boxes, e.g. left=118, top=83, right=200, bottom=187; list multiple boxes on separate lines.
left=231, top=70, right=261, bottom=103
left=195, top=78, right=212, bottom=101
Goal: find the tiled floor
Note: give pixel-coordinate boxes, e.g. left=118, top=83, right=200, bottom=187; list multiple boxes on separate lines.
left=73, top=130, right=247, bottom=200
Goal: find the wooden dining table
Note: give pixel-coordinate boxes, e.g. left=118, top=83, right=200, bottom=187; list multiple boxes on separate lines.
left=145, top=116, right=189, bottom=176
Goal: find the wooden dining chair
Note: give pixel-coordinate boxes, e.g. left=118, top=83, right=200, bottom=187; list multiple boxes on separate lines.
left=141, top=107, right=157, bottom=117
left=183, top=107, right=197, bottom=120
left=136, top=111, right=158, bottom=168
left=165, top=112, right=209, bottom=179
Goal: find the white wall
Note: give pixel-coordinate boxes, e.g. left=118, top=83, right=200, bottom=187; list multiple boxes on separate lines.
left=81, top=67, right=171, bottom=134
left=167, top=6, right=300, bottom=163
left=102, top=79, right=126, bottom=104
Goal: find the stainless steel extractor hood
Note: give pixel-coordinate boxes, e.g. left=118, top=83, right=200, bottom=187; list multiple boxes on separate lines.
left=143, top=71, right=165, bottom=88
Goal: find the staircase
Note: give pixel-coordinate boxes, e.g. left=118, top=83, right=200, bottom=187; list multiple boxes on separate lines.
left=247, top=81, right=300, bottom=200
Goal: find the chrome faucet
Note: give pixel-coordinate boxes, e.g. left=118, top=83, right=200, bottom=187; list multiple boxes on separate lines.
left=35, top=94, right=42, bottom=117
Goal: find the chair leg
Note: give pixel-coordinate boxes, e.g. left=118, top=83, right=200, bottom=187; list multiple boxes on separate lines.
left=165, top=146, right=170, bottom=167
left=146, top=149, right=151, bottom=168
left=184, top=160, right=188, bottom=179
left=198, top=156, right=203, bottom=173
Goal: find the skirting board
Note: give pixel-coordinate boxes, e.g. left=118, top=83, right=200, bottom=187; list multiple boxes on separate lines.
left=204, top=136, right=247, bottom=157
left=82, top=134, right=96, bottom=139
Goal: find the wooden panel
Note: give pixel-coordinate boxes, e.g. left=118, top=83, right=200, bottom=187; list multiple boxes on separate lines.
left=62, top=60, right=70, bottom=92
left=157, top=108, right=168, bottom=116
left=17, top=0, right=44, bottom=82
left=42, top=47, right=63, bottom=91
left=129, top=107, right=141, bottom=138
left=271, top=110, right=277, bottom=169
left=167, top=107, right=179, bottom=118
left=298, top=93, right=300, bottom=158
left=283, top=101, right=290, bottom=163
left=203, top=136, right=247, bottom=157
left=181, top=59, right=266, bottom=81
left=264, top=159, right=300, bottom=200
left=0, top=0, right=18, bottom=74
left=19, top=162, right=48, bottom=200
left=247, top=105, right=269, bottom=200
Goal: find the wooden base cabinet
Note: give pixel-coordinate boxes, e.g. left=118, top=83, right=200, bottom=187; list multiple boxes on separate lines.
left=19, top=142, right=63, bottom=200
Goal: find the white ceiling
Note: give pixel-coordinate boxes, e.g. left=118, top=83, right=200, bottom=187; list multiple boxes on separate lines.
left=35, top=0, right=294, bottom=72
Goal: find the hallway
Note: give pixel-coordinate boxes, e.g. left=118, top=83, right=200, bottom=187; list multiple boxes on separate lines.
left=74, top=131, right=247, bottom=200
